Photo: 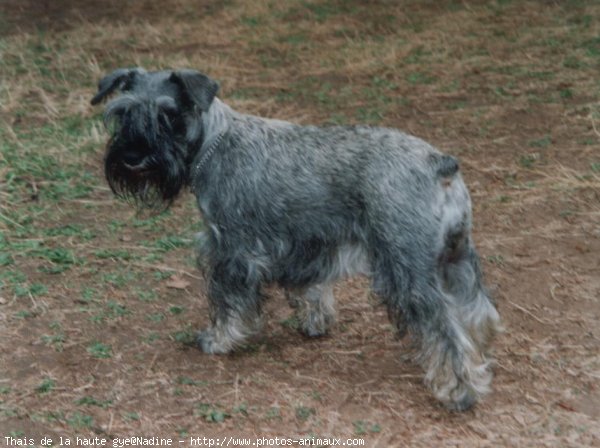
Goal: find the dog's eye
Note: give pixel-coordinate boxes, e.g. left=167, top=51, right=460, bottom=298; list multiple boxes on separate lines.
left=159, top=105, right=182, bottom=131
left=163, top=106, right=177, bottom=119
left=164, top=109, right=177, bottom=124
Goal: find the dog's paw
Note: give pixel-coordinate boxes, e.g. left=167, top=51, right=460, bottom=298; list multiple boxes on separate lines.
left=196, top=328, right=231, bottom=354
left=300, top=311, right=334, bottom=338
left=426, top=352, right=492, bottom=412
left=439, top=382, right=478, bottom=412
left=285, top=290, right=301, bottom=309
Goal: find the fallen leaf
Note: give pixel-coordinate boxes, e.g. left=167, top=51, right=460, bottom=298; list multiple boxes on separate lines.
left=556, top=401, right=576, bottom=412
left=166, top=276, right=190, bottom=289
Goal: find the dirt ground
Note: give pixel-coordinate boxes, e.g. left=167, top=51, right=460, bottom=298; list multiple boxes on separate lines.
left=0, top=0, right=599, bottom=446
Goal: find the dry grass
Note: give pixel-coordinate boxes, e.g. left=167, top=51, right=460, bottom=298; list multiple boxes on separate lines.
left=1, top=0, right=599, bottom=446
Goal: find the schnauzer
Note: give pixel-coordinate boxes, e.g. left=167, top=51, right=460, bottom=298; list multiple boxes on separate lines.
left=92, top=67, right=500, bottom=411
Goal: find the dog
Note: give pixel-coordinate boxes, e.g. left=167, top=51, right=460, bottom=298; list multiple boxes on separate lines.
left=92, top=67, right=500, bottom=411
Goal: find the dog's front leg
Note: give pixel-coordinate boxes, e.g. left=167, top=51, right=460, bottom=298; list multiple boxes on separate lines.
left=197, top=259, right=263, bottom=354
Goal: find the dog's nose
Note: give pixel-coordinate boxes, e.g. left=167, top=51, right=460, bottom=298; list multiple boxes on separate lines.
left=122, top=151, right=145, bottom=167
left=122, top=152, right=151, bottom=173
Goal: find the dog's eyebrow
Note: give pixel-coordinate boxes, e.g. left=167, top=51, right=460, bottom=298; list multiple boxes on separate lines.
left=155, top=95, right=177, bottom=110
left=103, top=94, right=140, bottom=124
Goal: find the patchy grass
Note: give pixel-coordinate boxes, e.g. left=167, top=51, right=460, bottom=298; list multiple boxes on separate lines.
left=0, top=0, right=599, bottom=445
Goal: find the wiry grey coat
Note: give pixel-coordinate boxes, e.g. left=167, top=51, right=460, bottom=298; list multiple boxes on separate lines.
left=93, top=68, right=500, bottom=411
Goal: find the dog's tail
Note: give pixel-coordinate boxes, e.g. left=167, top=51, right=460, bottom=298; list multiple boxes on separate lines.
left=434, top=154, right=460, bottom=179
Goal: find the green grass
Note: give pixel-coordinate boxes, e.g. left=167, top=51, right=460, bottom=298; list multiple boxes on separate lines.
left=177, top=376, right=208, bottom=387
left=0, top=121, right=99, bottom=206
left=195, top=403, right=230, bottom=423
left=169, top=305, right=186, bottom=315
left=41, top=329, right=65, bottom=351
left=280, top=315, right=302, bottom=331
left=94, top=249, right=134, bottom=261
left=171, top=326, right=196, bottom=345
left=143, top=332, right=161, bottom=344
left=75, top=396, right=113, bottom=408
left=519, top=153, right=539, bottom=169
left=101, top=271, right=138, bottom=287
left=528, top=135, right=552, bottom=148
left=353, top=420, right=382, bottom=435
left=35, top=378, right=56, bottom=394
left=265, top=407, right=281, bottom=420
left=147, top=312, right=165, bottom=323
left=66, top=412, right=94, bottom=429
left=138, top=289, right=159, bottom=301
left=295, top=405, right=316, bottom=421
left=90, top=301, right=130, bottom=323
left=155, top=235, right=191, bottom=251
left=123, top=411, right=141, bottom=421
left=407, top=72, right=436, bottom=85
left=87, top=342, right=112, bottom=359
left=487, top=254, right=506, bottom=267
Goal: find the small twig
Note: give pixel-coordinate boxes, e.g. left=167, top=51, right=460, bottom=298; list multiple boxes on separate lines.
left=234, top=373, right=239, bottom=407
left=294, top=372, right=329, bottom=384
left=508, top=300, right=552, bottom=325
left=322, top=350, right=363, bottom=355
left=589, top=110, right=600, bottom=139
left=107, top=411, right=114, bottom=434
left=129, top=262, right=203, bottom=280
left=0, top=212, right=25, bottom=228
left=146, top=352, right=159, bottom=375
left=549, top=283, right=563, bottom=304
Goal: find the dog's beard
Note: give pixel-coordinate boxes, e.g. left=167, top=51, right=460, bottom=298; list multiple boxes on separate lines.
left=104, top=135, right=188, bottom=212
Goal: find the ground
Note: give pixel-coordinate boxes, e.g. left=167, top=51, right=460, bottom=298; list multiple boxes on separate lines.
left=0, top=0, right=599, bottom=446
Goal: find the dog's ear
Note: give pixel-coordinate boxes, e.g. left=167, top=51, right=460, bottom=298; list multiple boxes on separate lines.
left=91, top=68, right=142, bottom=105
left=170, top=70, right=219, bottom=112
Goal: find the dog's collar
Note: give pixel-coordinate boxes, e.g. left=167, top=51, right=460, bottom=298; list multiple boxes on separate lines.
left=194, top=132, right=225, bottom=175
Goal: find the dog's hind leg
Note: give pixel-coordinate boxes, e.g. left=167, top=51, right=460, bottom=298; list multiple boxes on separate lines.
left=197, top=258, right=264, bottom=354
left=370, top=169, right=498, bottom=410
left=378, top=255, right=492, bottom=411
left=418, top=229, right=500, bottom=411
left=439, top=236, right=500, bottom=356
left=287, top=283, right=336, bottom=337
left=436, top=165, right=500, bottom=356
left=284, top=242, right=368, bottom=336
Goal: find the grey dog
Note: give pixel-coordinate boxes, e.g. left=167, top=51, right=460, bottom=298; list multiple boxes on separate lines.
left=92, top=67, right=500, bottom=411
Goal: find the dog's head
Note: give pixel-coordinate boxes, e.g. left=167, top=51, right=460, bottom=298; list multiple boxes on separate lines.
left=91, top=68, right=219, bottom=210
